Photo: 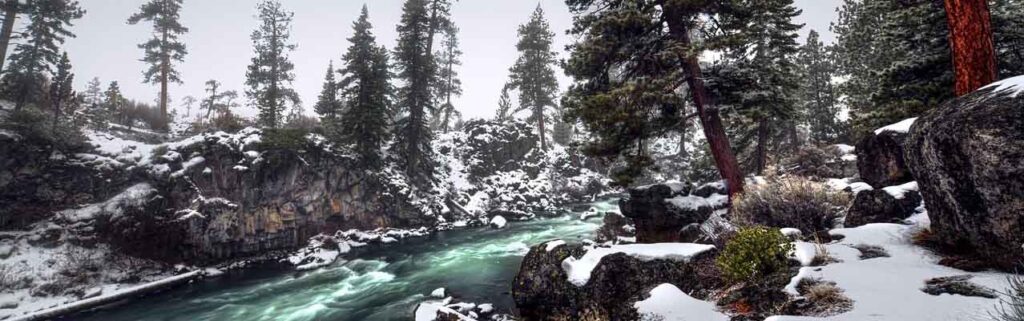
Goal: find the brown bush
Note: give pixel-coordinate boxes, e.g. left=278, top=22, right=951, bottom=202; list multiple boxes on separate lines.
left=732, top=177, right=850, bottom=235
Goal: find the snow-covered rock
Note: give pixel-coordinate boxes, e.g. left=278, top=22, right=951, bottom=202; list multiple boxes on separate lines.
left=561, top=243, right=715, bottom=286
left=634, top=284, right=729, bottom=321
left=488, top=215, right=507, bottom=229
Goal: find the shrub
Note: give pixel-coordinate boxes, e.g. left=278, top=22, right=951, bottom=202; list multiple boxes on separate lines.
left=778, top=145, right=848, bottom=179
left=732, top=176, right=850, bottom=235
left=797, top=279, right=854, bottom=316
left=717, top=226, right=795, bottom=283
left=258, top=128, right=311, bottom=151
left=992, top=272, right=1024, bottom=321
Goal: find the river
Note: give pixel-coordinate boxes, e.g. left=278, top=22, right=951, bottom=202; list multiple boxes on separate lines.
left=71, top=199, right=617, bottom=321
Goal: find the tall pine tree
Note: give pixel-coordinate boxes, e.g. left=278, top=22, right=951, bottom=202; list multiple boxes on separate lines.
left=0, top=0, right=21, bottom=76
left=127, top=0, right=188, bottom=131
left=245, top=0, right=300, bottom=129
left=2, top=0, right=83, bottom=110
left=508, top=5, right=559, bottom=151
left=431, top=26, right=462, bottom=133
left=338, top=6, right=392, bottom=171
left=392, top=0, right=436, bottom=187
left=48, top=52, right=74, bottom=132
left=313, top=61, right=342, bottom=136
left=495, top=84, right=513, bottom=121
left=796, top=30, right=844, bottom=144
left=104, top=81, right=125, bottom=126
left=563, top=0, right=745, bottom=196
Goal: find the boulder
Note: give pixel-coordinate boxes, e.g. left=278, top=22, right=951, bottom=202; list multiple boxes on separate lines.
left=855, top=128, right=914, bottom=187
left=619, top=183, right=714, bottom=243
left=844, top=188, right=922, bottom=228
left=905, top=79, right=1024, bottom=268
left=594, top=212, right=635, bottom=244
left=512, top=243, right=721, bottom=321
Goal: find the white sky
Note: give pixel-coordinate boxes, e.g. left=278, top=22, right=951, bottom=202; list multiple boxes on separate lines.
left=62, top=0, right=841, bottom=121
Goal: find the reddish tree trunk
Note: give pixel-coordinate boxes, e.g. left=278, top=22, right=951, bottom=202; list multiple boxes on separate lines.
left=0, top=0, right=17, bottom=77
left=662, top=3, right=745, bottom=199
left=944, top=0, right=997, bottom=95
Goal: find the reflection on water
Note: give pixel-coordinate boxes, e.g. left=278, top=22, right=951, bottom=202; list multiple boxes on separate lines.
left=73, top=199, right=615, bottom=321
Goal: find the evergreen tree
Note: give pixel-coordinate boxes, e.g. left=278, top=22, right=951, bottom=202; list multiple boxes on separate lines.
left=392, top=0, right=436, bottom=187
left=2, top=0, right=84, bottom=110
left=83, top=77, right=107, bottom=128
left=127, top=0, right=188, bottom=131
left=0, top=0, right=21, bottom=76
left=180, top=95, right=196, bottom=121
left=508, top=6, right=559, bottom=151
left=338, top=7, right=392, bottom=171
left=104, top=81, right=125, bottom=126
left=562, top=0, right=745, bottom=196
left=796, top=30, right=844, bottom=144
left=715, top=0, right=803, bottom=175
left=495, top=84, right=513, bottom=121
left=313, top=61, right=342, bottom=135
left=245, top=0, right=300, bottom=129
left=48, top=52, right=74, bottom=132
left=431, top=26, right=462, bottom=132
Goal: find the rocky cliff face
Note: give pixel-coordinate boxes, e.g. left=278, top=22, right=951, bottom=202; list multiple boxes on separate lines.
left=905, top=79, right=1024, bottom=268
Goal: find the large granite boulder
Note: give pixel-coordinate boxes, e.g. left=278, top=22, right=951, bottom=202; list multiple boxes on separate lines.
left=905, top=78, right=1024, bottom=268
left=618, top=182, right=720, bottom=243
left=856, top=123, right=915, bottom=187
left=512, top=242, right=721, bottom=321
left=844, top=185, right=922, bottom=228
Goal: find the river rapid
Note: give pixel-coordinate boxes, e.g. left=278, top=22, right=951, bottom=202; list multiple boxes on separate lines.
left=72, top=199, right=618, bottom=321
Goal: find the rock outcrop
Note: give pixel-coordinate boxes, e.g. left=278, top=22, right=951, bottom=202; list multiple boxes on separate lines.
left=855, top=128, right=914, bottom=187
left=512, top=243, right=721, bottom=321
left=905, top=79, right=1024, bottom=268
left=844, top=187, right=922, bottom=228
left=618, top=182, right=724, bottom=243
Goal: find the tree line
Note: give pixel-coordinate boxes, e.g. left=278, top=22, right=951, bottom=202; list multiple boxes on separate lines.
left=562, top=0, right=1015, bottom=199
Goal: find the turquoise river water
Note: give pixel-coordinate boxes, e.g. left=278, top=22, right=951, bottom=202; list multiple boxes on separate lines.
left=71, top=199, right=617, bottom=321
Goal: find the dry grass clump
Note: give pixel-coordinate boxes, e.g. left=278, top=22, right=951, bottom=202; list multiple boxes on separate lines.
left=992, top=272, right=1024, bottom=321
left=797, top=279, right=854, bottom=316
left=732, top=176, right=850, bottom=235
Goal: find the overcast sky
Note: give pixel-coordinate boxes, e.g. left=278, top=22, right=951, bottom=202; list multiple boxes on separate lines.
left=63, top=0, right=842, bottom=121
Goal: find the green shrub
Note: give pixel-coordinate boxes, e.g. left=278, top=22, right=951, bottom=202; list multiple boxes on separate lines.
left=258, top=128, right=310, bottom=151
left=717, top=226, right=795, bottom=283
left=732, top=176, right=850, bottom=235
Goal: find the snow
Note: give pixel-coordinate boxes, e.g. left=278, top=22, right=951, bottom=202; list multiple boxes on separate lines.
left=882, top=181, right=919, bottom=200
left=766, top=217, right=1016, bottom=321
left=791, top=241, right=818, bottom=267
left=833, top=144, right=855, bottom=154
left=874, top=118, right=918, bottom=135
left=665, top=195, right=711, bottom=211
left=981, top=74, right=1024, bottom=97
left=489, top=215, right=508, bottom=229
left=580, top=207, right=600, bottom=220
left=780, top=228, right=803, bottom=239
left=634, top=284, right=729, bottom=321
left=848, top=182, right=874, bottom=194
left=431, top=288, right=447, bottom=298
left=56, top=183, right=157, bottom=223
left=561, top=243, right=715, bottom=286
left=545, top=240, right=566, bottom=252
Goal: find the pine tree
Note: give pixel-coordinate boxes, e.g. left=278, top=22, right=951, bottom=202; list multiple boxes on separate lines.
left=944, top=0, right=997, bottom=95
left=0, top=0, right=21, bottom=76
left=392, top=0, right=436, bottom=187
left=83, top=77, right=107, bottom=128
left=796, top=30, right=844, bottom=144
left=314, top=61, right=342, bottom=135
left=431, top=26, right=462, bottom=133
left=718, top=0, right=803, bottom=174
left=48, top=52, right=74, bottom=132
left=2, top=0, right=84, bottom=110
left=508, top=5, right=559, bottom=151
left=245, top=0, right=300, bottom=129
left=104, top=81, right=125, bottom=126
left=180, top=95, right=196, bottom=121
left=563, top=0, right=745, bottom=196
left=495, top=84, right=513, bottom=121
left=127, top=0, right=188, bottom=131
left=338, top=6, right=392, bottom=171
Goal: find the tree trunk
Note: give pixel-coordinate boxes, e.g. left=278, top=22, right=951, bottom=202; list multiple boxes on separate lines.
left=159, top=30, right=170, bottom=132
left=662, top=3, right=745, bottom=199
left=944, top=0, right=997, bottom=95
left=0, top=0, right=17, bottom=78
left=538, top=105, right=547, bottom=151
left=755, top=117, right=768, bottom=175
